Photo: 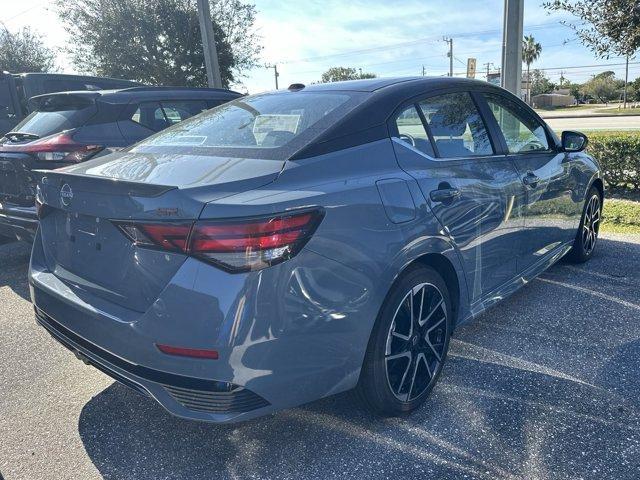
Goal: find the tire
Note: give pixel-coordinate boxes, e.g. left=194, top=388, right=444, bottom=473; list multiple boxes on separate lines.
left=356, top=265, right=453, bottom=416
left=566, top=186, right=602, bottom=263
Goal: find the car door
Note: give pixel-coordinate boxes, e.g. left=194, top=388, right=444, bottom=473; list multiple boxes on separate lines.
left=391, top=89, right=524, bottom=303
left=480, top=92, right=582, bottom=271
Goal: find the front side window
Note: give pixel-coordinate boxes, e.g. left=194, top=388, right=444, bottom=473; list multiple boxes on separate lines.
left=393, top=105, right=435, bottom=156
left=484, top=93, right=550, bottom=153
left=418, top=92, right=493, bottom=158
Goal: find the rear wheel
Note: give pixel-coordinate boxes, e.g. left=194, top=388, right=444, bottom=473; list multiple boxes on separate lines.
left=567, top=187, right=602, bottom=263
left=356, top=265, right=452, bottom=416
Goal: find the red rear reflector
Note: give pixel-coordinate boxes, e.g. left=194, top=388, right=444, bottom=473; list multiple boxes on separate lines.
left=156, top=343, right=219, bottom=359
left=113, top=208, right=324, bottom=273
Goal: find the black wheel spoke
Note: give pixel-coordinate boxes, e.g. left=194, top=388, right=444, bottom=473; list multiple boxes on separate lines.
left=582, top=194, right=600, bottom=256
left=385, top=282, right=448, bottom=403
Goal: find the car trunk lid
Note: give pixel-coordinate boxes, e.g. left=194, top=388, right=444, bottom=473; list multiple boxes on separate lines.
left=36, top=151, right=284, bottom=312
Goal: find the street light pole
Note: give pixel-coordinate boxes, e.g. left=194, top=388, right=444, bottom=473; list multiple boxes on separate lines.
left=501, top=0, right=524, bottom=96
left=196, top=0, right=223, bottom=88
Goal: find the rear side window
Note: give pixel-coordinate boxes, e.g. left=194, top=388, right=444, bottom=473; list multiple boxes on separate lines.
left=393, top=105, right=435, bottom=156
left=133, top=91, right=366, bottom=159
left=131, top=100, right=209, bottom=131
left=484, top=93, right=550, bottom=153
left=160, top=100, right=208, bottom=125
left=419, top=92, right=493, bottom=158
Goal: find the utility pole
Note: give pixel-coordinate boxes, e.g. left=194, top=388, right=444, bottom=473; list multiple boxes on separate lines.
left=500, top=0, right=524, bottom=96
left=266, top=64, right=279, bottom=90
left=422, top=65, right=426, bottom=76
left=443, top=37, right=453, bottom=77
left=559, top=70, right=565, bottom=87
left=623, top=53, right=629, bottom=109
left=483, top=62, right=494, bottom=81
left=196, top=0, right=223, bottom=88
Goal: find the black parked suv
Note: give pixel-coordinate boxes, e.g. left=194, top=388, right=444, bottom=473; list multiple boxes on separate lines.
left=0, top=86, right=242, bottom=242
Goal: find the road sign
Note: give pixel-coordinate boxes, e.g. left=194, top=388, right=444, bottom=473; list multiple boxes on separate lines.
left=467, top=58, right=477, bottom=78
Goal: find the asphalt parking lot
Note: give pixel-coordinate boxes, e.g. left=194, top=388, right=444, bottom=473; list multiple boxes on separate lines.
left=1, top=233, right=639, bottom=480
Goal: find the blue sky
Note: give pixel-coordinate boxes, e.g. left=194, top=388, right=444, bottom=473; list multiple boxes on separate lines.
left=3, top=0, right=637, bottom=93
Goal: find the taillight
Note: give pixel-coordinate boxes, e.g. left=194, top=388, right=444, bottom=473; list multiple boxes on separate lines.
left=190, top=209, right=324, bottom=272
left=115, top=222, right=192, bottom=253
left=113, top=209, right=324, bottom=273
left=0, top=132, right=103, bottom=162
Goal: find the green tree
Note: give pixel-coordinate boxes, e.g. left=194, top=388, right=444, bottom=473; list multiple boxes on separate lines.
left=522, top=34, right=542, bottom=104
left=581, top=72, right=619, bottom=103
left=563, top=81, right=583, bottom=101
left=544, top=0, right=640, bottom=107
left=320, top=67, right=376, bottom=83
left=56, top=0, right=261, bottom=88
left=0, top=27, right=55, bottom=72
left=529, top=69, right=556, bottom=97
left=630, top=77, right=640, bottom=102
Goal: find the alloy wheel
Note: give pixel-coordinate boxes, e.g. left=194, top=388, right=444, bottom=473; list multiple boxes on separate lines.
left=582, top=195, right=601, bottom=256
left=384, top=282, right=448, bottom=402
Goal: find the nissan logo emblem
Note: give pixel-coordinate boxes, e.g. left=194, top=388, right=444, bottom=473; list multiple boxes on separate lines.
left=60, top=183, right=73, bottom=207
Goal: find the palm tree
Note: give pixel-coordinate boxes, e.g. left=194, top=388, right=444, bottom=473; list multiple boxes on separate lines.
left=522, top=35, right=542, bottom=104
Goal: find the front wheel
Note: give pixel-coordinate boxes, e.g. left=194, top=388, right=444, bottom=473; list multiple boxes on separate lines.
left=567, top=186, right=602, bottom=263
left=356, top=265, right=452, bottom=416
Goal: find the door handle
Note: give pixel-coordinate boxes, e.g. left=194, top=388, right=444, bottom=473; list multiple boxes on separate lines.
left=430, top=187, right=461, bottom=203
left=522, top=172, right=540, bottom=187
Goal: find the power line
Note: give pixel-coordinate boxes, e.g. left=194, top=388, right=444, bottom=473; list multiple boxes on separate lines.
left=279, top=20, right=568, bottom=65
left=281, top=37, right=584, bottom=79
left=1, top=2, right=48, bottom=24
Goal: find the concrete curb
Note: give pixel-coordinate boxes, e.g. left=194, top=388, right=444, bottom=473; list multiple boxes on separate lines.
left=540, top=113, right=640, bottom=120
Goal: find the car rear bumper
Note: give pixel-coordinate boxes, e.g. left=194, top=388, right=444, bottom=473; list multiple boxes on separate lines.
left=0, top=203, right=37, bottom=242
left=29, top=227, right=380, bottom=423
left=35, top=307, right=272, bottom=422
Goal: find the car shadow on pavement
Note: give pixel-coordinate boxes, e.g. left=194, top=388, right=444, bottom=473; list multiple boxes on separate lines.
left=77, top=235, right=640, bottom=480
left=0, top=240, right=31, bottom=302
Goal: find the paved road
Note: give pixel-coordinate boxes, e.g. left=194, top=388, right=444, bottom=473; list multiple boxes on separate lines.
left=546, top=115, right=640, bottom=131
left=1, top=234, right=639, bottom=480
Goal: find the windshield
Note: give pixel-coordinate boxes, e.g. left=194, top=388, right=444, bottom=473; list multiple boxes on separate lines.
left=132, top=91, right=367, bottom=159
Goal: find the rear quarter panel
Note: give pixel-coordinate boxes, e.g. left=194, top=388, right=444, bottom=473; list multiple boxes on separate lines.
left=196, top=139, right=469, bottom=407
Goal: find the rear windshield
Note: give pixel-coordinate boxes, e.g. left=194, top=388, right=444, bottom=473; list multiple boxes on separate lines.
left=131, top=91, right=368, bottom=159
left=9, top=95, right=95, bottom=138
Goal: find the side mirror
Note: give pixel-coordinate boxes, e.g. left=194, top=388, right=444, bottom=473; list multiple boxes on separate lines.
left=561, top=130, right=588, bottom=152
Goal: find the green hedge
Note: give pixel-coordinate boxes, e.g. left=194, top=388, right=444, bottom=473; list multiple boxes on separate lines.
left=587, top=132, right=640, bottom=190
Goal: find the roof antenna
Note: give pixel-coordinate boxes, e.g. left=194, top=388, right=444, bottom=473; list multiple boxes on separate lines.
left=288, top=83, right=305, bottom=91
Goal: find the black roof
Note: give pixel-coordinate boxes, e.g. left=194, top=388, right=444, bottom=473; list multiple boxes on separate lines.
left=289, top=76, right=516, bottom=159
left=297, top=76, right=497, bottom=93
